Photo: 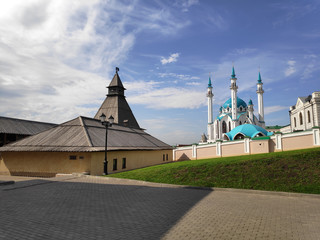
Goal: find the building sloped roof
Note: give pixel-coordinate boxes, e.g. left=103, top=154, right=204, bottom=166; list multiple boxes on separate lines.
left=94, top=71, right=140, bottom=129
left=0, top=116, right=56, bottom=135
left=222, top=97, right=247, bottom=109
left=225, top=124, right=273, bottom=141
left=0, top=116, right=171, bottom=152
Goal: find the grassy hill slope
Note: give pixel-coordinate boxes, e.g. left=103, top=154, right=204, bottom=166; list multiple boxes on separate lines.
left=109, top=147, right=320, bottom=194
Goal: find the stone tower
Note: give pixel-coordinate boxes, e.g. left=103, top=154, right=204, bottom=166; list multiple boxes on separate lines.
left=94, top=67, right=140, bottom=129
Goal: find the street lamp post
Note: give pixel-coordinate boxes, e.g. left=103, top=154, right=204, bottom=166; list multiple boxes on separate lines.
left=99, top=113, right=114, bottom=175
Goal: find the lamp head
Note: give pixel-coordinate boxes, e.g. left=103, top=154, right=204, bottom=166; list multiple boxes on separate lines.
left=108, top=115, right=114, bottom=124
left=99, top=113, right=106, bottom=123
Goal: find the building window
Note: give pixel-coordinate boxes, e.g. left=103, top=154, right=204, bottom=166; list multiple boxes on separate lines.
left=166, top=154, right=168, bottom=161
left=228, top=122, right=231, bottom=132
left=69, top=155, right=77, bottom=160
left=222, top=121, right=227, bottom=133
left=299, top=112, right=303, bottom=125
left=122, top=158, right=126, bottom=169
left=163, top=154, right=165, bottom=161
left=239, top=106, right=243, bottom=112
left=113, top=159, right=117, bottom=171
left=239, top=121, right=242, bottom=125
left=294, top=117, right=296, bottom=127
left=308, top=111, right=311, bottom=123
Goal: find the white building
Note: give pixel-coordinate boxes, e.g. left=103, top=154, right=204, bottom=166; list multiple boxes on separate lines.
left=288, top=91, right=320, bottom=132
left=207, top=67, right=267, bottom=142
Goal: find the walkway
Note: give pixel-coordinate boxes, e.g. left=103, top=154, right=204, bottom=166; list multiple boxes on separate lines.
left=0, top=175, right=319, bottom=240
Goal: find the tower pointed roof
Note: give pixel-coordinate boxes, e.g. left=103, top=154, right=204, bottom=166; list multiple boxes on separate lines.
left=94, top=68, right=140, bottom=129
left=108, top=67, right=125, bottom=89
left=231, top=66, right=236, bottom=78
left=208, top=75, right=212, bottom=88
left=257, top=71, right=262, bottom=83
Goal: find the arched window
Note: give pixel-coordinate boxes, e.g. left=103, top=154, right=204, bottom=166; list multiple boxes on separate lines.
left=239, top=106, right=243, bottom=112
left=217, top=121, right=219, bottom=138
left=254, top=133, right=264, bottom=138
left=223, top=135, right=230, bottom=141
left=299, top=112, right=303, bottom=125
left=234, top=133, right=245, bottom=140
left=228, top=122, right=231, bottom=131
left=239, top=121, right=242, bottom=125
left=308, top=111, right=311, bottom=123
left=294, top=117, right=296, bottom=127
left=222, top=121, right=227, bottom=133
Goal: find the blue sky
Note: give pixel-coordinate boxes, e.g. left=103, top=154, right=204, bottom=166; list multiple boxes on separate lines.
left=0, top=0, right=319, bottom=145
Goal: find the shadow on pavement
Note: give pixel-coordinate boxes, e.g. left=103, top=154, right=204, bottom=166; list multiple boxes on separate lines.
left=0, top=178, right=212, bottom=240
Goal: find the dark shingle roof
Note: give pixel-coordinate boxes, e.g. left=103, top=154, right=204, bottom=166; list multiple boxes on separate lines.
left=94, top=71, right=140, bottom=129
left=0, top=116, right=56, bottom=135
left=0, top=116, right=171, bottom=152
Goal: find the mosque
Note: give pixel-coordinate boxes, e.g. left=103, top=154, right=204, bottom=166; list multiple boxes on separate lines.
left=206, top=67, right=273, bottom=142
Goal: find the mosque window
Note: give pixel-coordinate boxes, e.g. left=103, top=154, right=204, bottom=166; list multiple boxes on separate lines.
left=239, top=106, right=243, bottom=111
left=222, top=121, right=227, bottom=133
left=299, top=112, right=303, bottom=125
left=239, top=121, right=242, bottom=125
left=294, top=117, right=297, bottom=127
left=234, top=133, right=244, bottom=140
left=228, top=122, right=231, bottom=131
left=307, top=111, right=311, bottom=123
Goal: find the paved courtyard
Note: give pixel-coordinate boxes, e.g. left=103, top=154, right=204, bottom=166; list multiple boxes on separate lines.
left=0, top=175, right=319, bottom=240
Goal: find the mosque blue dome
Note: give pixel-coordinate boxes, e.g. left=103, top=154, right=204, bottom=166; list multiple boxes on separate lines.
left=222, top=97, right=247, bottom=109
left=225, top=124, right=273, bottom=141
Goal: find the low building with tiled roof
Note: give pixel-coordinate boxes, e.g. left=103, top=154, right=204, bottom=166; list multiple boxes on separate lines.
left=0, top=68, right=172, bottom=177
left=0, top=116, right=56, bottom=147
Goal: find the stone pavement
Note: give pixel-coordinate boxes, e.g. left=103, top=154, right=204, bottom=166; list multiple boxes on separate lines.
left=0, top=175, right=319, bottom=240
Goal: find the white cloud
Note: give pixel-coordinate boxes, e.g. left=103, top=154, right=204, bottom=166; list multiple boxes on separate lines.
left=0, top=1, right=190, bottom=123
left=285, top=60, right=296, bottom=77
left=158, top=72, right=200, bottom=81
left=178, top=0, right=199, bottom=12
left=140, top=118, right=202, bottom=145
left=123, top=80, right=163, bottom=92
left=186, top=82, right=201, bottom=86
left=161, top=53, right=180, bottom=65
left=265, top=105, right=289, bottom=115
left=127, top=87, right=206, bottom=109
left=301, top=54, right=318, bottom=80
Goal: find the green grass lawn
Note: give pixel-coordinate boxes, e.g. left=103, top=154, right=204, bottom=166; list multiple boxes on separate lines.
left=108, top=147, right=320, bottom=194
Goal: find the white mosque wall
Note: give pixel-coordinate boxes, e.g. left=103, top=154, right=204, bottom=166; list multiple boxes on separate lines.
left=174, top=128, right=320, bottom=161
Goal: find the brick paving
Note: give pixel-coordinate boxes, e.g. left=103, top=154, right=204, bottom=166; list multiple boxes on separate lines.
left=0, top=175, right=319, bottom=240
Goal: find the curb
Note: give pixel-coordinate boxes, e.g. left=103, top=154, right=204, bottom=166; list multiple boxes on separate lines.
left=0, top=181, right=15, bottom=186
left=86, top=175, right=320, bottom=199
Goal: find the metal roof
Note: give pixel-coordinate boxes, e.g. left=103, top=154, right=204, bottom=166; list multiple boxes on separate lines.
left=94, top=71, right=140, bottom=129
left=225, top=124, right=273, bottom=141
left=0, top=116, right=171, bottom=152
left=222, top=97, right=247, bottom=109
left=0, top=116, right=56, bottom=135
